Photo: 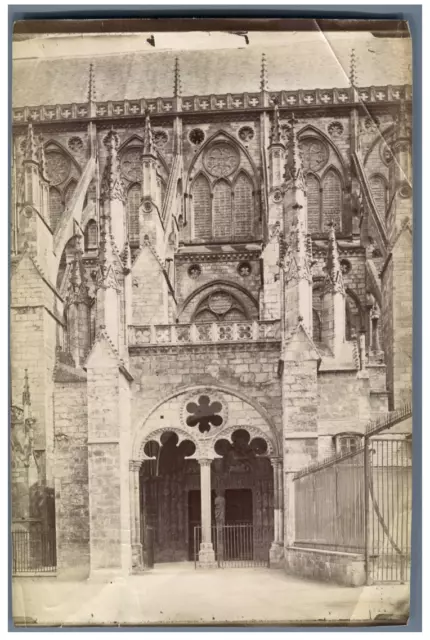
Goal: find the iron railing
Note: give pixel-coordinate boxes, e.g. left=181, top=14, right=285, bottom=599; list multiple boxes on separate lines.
left=12, top=527, right=56, bottom=574
left=193, top=524, right=269, bottom=568
left=293, top=405, right=412, bottom=584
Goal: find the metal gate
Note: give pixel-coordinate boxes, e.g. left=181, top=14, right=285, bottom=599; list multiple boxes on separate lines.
left=12, top=526, right=56, bottom=574
left=367, top=437, right=412, bottom=583
left=193, top=524, right=270, bottom=568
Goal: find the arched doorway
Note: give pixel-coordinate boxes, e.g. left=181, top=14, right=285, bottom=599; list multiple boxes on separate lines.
left=140, top=431, right=198, bottom=563
left=131, top=387, right=282, bottom=570
left=212, top=428, right=274, bottom=565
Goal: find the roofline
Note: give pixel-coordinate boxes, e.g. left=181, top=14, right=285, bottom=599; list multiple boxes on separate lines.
left=12, top=83, right=412, bottom=126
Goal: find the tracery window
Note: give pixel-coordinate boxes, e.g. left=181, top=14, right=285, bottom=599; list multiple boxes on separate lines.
left=369, top=175, right=387, bottom=217
left=192, top=170, right=255, bottom=242
left=49, top=187, right=63, bottom=231
left=127, top=183, right=140, bottom=245
left=192, top=174, right=211, bottom=241
left=64, top=180, right=77, bottom=209
left=233, top=173, right=253, bottom=239
left=84, top=219, right=98, bottom=251
left=193, top=291, right=247, bottom=323
left=213, top=179, right=232, bottom=239
left=306, top=173, right=321, bottom=234
left=322, top=169, right=342, bottom=231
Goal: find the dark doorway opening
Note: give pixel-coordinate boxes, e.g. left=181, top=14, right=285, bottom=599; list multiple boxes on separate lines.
left=225, top=488, right=253, bottom=524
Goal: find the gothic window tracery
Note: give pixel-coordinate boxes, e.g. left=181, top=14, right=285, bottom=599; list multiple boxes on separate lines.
left=192, top=174, right=211, bottom=241
left=369, top=174, right=387, bottom=217
left=322, top=169, right=342, bottom=231
left=306, top=173, right=321, bottom=234
left=49, top=187, right=63, bottom=231
left=233, top=172, right=253, bottom=239
left=84, top=219, right=98, bottom=251
left=191, top=140, right=257, bottom=243
left=127, top=183, right=140, bottom=245
left=193, top=290, right=247, bottom=323
left=213, top=179, right=232, bottom=239
left=298, top=132, right=345, bottom=233
left=64, top=179, right=77, bottom=209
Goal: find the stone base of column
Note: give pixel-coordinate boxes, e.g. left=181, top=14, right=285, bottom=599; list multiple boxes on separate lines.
left=131, top=543, right=144, bottom=573
left=269, top=542, right=284, bottom=567
left=198, top=542, right=217, bottom=568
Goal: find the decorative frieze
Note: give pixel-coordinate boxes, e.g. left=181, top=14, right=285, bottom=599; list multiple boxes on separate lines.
left=12, top=84, right=412, bottom=125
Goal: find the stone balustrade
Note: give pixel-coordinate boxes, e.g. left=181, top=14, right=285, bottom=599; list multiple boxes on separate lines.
left=12, top=84, right=412, bottom=124
left=128, top=320, right=281, bottom=346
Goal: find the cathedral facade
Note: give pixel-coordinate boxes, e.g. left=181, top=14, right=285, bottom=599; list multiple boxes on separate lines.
left=11, top=51, right=412, bottom=580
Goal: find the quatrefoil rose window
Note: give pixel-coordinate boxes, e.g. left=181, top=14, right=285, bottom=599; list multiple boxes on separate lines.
left=186, top=395, right=223, bottom=433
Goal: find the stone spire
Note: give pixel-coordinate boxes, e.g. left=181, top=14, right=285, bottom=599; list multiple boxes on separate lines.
left=173, top=57, right=181, bottom=97
left=260, top=52, right=268, bottom=91
left=87, top=63, right=96, bottom=103
left=324, top=222, right=345, bottom=295
left=285, top=113, right=305, bottom=190
left=349, top=48, right=357, bottom=87
left=142, top=109, right=156, bottom=157
left=24, top=123, right=38, bottom=164
left=100, top=129, right=125, bottom=203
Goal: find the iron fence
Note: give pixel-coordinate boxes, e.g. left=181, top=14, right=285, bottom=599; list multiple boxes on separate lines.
left=293, top=405, right=412, bottom=584
left=193, top=524, right=269, bottom=568
left=294, top=448, right=365, bottom=553
left=12, top=526, right=56, bottom=574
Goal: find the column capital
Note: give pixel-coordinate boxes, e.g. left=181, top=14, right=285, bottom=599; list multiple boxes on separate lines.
left=270, top=457, right=282, bottom=469
left=198, top=458, right=213, bottom=468
left=129, top=460, right=141, bottom=472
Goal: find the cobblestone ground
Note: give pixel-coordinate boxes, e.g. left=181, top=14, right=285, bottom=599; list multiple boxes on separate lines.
left=12, top=563, right=409, bottom=628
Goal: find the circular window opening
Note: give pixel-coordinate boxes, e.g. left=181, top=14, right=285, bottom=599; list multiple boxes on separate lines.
left=189, top=128, right=205, bottom=146
left=188, top=264, right=201, bottom=279
left=238, top=126, right=254, bottom=143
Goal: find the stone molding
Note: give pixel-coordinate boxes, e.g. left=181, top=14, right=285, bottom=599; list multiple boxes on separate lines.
left=13, top=84, right=412, bottom=125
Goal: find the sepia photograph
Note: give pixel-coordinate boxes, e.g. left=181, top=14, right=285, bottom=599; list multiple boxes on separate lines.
left=9, top=16, right=416, bottom=628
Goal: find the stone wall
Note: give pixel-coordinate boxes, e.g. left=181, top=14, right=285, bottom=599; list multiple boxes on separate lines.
left=130, top=343, right=282, bottom=441
left=53, top=376, right=90, bottom=579
left=284, top=546, right=366, bottom=587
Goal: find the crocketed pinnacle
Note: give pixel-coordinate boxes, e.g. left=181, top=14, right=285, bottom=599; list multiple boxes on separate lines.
left=325, top=222, right=345, bottom=295
left=285, top=113, right=305, bottom=190
left=87, top=63, right=96, bottom=102
left=122, top=241, right=132, bottom=274
left=173, top=57, right=182, bottom=97
left=22, top=369, right=31, bottom=407
left=260, top=52, right=268, bottom=91
left=67, top=232, right=89, bottom=303
left=142, top=109, right=156, bottom=156
left=97, top=205, right=119, bottom=290
left=24, top=123, right=38, bottom=163
left=38, top=137, right=48, bottom=181
left=270, top=97, right=282, bottom=145
left=349, top=49, right=357, bottom=87
left=100, top=129, right=125, bottom=202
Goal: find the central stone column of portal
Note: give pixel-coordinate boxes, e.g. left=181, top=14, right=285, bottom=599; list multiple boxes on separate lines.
left=198, top=459, right=217, bottom=567
left=269, top=457, right=284, bottom=566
